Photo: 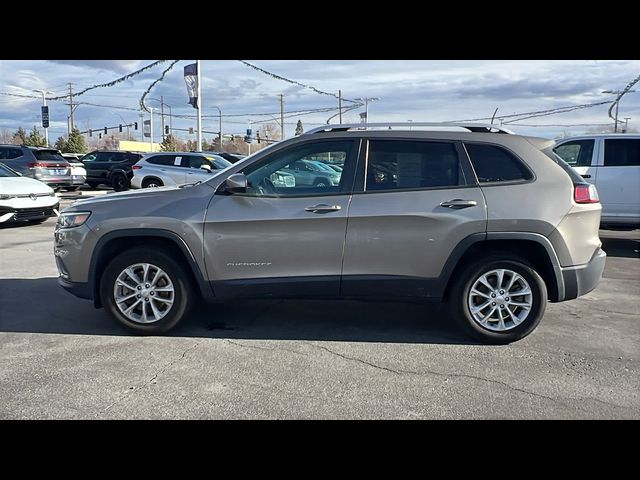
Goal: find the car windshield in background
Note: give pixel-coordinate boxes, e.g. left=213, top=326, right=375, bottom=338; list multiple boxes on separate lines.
left=0, top=163, right=19, bottom=177
left=33, top=150, right=66, bottom=162
left=208, top=157, right=232, bottom=169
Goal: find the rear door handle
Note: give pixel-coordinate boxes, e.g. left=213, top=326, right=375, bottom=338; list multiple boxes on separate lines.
left=305, top=204, right=342, bottom=214
left=440, top=199, right=478, bottom=209
left=581, top=174, right=591, bottom=179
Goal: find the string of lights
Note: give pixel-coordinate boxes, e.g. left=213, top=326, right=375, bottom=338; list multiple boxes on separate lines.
left=139, top=60, right=181, bottom=112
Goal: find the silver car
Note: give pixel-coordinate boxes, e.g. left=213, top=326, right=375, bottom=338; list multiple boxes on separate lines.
left=61, top=153, right=87, bottom=191
left=0, top=145, right=72, bottom=189
left=131, top=152, right=232, bottom=188
left=55, top=123, right=606, bottom=344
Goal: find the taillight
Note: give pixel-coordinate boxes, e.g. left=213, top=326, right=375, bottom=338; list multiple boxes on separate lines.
left=132, top=165, right=142, bottom=170
left=574, top=184, right=599, bottom=203
left=27, top=162, right=49, bottom=168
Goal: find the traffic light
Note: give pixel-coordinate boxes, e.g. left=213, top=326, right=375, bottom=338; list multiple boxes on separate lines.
left=99, top=133, right=102, bottom=139
left=256, top=131, right=261, bottom=144
left=104, top=127, right=108, bottom=135
left=119, top=124, right=123, bottom=133
left=89, top=129, right=92, bottom=137
left=134, top=122, right=138, bottom=130
left=188, top=127, right=194, bottom=134
left=165, top=125, right=170, bottom=135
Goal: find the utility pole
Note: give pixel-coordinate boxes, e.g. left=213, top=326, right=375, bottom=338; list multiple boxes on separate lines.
left=68, top=83, right=74, bottom=135
left=338, top=90, right=343, bottom=124
left=149, top=107, right=154, bottom=150
left=160, top=95, right=166, bottom=141
left=139, top=110, right=145, bottom=142
left=279, top=94, right=285, bottom=140
left=196, top=60, right=202, bottom=151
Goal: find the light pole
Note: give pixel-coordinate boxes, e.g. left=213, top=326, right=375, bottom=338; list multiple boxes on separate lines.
left=113, top=112, right=130, bottom=139
left=212, top=105, right=222, bottom=151
left=33, top=89, right=53, bottom=146
left=149, top=107, right=154, bottom=149
left=603, top=89, right=637, bottom=133
left=354, top=97, right=379, bottom=125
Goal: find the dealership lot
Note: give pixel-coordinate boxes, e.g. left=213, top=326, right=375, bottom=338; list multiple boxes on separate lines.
left=0, top=191, right=638, bottom=419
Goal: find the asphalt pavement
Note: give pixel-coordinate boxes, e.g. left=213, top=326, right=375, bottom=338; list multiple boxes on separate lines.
left=0, top=191, right=638, bottom=419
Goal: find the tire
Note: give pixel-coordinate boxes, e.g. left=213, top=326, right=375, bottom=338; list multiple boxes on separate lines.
left=142, top=178, right=163, bottom=188
left=88, top=182, right=100, bottom=189
left=64, top=186, right=79, bottom=192
left=100, top=248, right=195, bottom=334
left=449, top=255, right=547, bottom=344
left=313, top=178, right=329, bottom=187
left=111, top=173, right=129, bottom=192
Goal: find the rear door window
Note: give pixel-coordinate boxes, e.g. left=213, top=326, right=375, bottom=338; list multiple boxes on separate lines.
left=146, top=155, right=175, bottom=166
left=604, top=139, right=640, bottom=166
left=366, top=140, right=463, bottom=191
left=465, top=143, right=533, bottom=183
left=553, top=139, right=595, bottom=167
left=108, top=152, right=129, bottom=163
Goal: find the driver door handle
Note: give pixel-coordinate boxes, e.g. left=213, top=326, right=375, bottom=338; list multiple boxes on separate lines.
left=440, top=199, right=478, bottom=209
left=305, top=204, right=342, bottom=214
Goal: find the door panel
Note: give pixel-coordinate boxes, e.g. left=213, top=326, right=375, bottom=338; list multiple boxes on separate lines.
left=203, top=139, right=359, bottom=298
left=342, top=188, right=486, bottom=296
left=342, top=138, right=486, bottom=298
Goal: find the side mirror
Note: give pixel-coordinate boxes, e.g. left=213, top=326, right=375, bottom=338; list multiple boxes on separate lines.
left=224, top=173, right=248, bottom=193
left=200, top=164, right=212, bottom=172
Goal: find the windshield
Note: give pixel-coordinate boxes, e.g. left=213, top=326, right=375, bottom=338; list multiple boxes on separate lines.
left=0, top=163, right=19, bottom=177
left=204, top=155, right=232, bottom=169
left=33, top=150, right=66, bottom=162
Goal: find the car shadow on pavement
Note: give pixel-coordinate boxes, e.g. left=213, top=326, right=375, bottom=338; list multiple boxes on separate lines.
left=0, top=277, right=478, bottom=345
left=600, top=236, right=640, bottom=259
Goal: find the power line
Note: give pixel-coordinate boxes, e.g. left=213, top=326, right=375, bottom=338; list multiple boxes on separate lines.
left=139, top=60, right=180, bottom=112
left=238, top=60, right=361, bottom=104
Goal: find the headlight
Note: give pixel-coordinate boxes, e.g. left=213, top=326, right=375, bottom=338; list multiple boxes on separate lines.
left=57, top=211, right=91, bottom=228
left=0, top=194, right=15, bottom=200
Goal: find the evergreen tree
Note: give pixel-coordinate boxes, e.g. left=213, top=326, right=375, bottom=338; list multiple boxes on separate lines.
left=160, top=134, right=180, bottom=152
left=295, top=120, right=304, bottom=136
left=54, top=136, right=67, bottom=151
left=64, top=128, right=87, bottom=153
left=12, top=127, right=27, bottom=145
left=24, top=126, right=47, bottom=147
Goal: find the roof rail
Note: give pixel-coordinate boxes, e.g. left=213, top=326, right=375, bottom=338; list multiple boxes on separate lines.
left=305, top=122, right=515, bottom=135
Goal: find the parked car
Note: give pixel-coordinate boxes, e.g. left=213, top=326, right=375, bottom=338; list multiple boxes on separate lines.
left=55, top=122, right=605, bottom=344
left=61, top=153, right=87, bottom=191
left=280, top=159, right=341, bottom=187
left=0, top=162, right=59, bottom=224
left=130, top=152, right=232, bottom=188
left=553, top=134, right=640, bottom=229
left=79, top=150, right=144, bottom=191
left=0, top=145, right=72, bottom=190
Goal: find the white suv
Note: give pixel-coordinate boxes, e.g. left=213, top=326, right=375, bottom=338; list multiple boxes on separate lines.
left=131, top=152, right=232, bottom=188
left=554, top=134, right=640, bottom=229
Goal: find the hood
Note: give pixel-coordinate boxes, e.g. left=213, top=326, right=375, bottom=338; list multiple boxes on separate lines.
left=0, top=177, right=54, bottom=195
left=69, top=185, right=182, bottom=208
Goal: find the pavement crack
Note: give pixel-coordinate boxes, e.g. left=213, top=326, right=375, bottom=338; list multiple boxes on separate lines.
left=308, top=342, right=573, bottom=410
left=95, top=341, right=201, bottom=418
left=225, top=339, right=305, bottom=356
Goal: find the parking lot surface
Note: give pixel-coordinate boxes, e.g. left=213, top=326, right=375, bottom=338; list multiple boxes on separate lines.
left=1, top=190, right=639, bottom=419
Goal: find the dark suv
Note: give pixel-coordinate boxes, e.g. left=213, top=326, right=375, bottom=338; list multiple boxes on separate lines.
left=0, top=145, right=72, bottom=189
left=80, top=150, right=143, bottom=191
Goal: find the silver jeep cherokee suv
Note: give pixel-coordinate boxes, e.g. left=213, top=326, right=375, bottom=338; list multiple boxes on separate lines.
left=54, top=123, right=606, bottom=344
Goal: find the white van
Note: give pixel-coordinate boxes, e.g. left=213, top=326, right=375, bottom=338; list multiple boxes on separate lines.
left=553, top=134, right=640, bottom=229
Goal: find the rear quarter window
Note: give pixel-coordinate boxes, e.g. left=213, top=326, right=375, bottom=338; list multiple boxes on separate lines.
left=465, top=143, right=533, bottom=183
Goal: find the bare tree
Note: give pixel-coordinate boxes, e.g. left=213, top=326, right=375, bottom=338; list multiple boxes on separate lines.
left=0, top=129, right=13, bottom=144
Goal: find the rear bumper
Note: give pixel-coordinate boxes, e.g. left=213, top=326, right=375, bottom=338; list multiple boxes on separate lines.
left=560, top=248, right=607, bottom=301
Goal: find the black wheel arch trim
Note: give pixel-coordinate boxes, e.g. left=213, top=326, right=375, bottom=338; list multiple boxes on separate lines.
left=89, top=228, right=213, bottom=308
left=438, top=231, right=565, bottom=302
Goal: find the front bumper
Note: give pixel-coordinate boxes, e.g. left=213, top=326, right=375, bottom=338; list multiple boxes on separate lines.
left=560, top=248, right=607, bottom=301
left=0, top=202, right=59, bottom=223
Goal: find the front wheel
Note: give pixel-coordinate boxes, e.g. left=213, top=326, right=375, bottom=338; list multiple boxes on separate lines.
left=100, top=248, right=195, bottom=334
left=449, top=256, right=547, bottom=344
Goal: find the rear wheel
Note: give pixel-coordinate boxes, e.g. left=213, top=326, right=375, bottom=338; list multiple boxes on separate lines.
left=64, top=186, right=79, bottom=192
left=100, top=248, right=194, bottom=334
left=111, top=173, right=129, bottom=192
left=449, top=256, right=547, bottom=344
left=87, top=181, right=100, bottom=189
left=142, top=178, right=163, bottom=188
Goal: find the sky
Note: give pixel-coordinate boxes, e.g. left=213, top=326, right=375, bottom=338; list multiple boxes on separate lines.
left=0, top=60, right=639, bottom=143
